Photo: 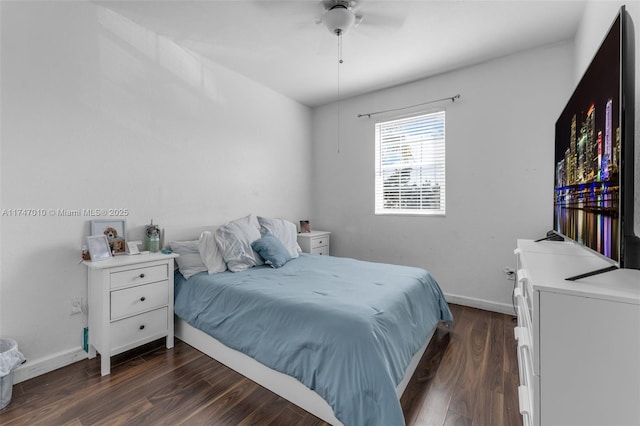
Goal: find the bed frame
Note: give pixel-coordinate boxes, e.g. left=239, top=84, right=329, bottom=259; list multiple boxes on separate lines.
left=175, top=316, right=436, bottom=425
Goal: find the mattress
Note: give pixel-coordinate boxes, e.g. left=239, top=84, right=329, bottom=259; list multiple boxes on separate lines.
left=174, top=253, right=452, bottom=426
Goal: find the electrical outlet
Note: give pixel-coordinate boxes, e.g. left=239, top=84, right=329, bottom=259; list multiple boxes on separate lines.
left=71, top=298, right=82, bottom=315
left=503, top=267, right=515, bottom=280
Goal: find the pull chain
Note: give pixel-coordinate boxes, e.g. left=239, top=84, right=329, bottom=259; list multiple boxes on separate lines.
left=337, top=30, right=343, bottom=153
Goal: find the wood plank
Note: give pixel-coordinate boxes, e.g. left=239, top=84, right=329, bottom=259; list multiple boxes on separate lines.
left=236, top=390, right=289, bottom=425
left=438, top=306, right=488, bottom=419
left=401, top=324, right=450, bottom=424
left=412, top=305, right=470, bottom=425
left=90, top=397, right=154, bottom=426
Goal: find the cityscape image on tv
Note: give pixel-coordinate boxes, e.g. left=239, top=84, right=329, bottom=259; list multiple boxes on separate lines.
left=554, top=101, right=620, bottom=260
left=554, top=17, right=620, bottom=261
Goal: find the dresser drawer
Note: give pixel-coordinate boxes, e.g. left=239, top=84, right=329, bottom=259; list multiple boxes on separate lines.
left=518, top=268, right=534, bottom=305
left=110, top=264, right=168, bottom=289
left=519, top=385, right=533, bottom=426
left=110, top=281, right=168, bottom=320
left=110, top=307, right=168, bottom=354
left=516, top=325, right=535, bottom=426
left=514, top=287, right=532, bottom=336
left=515, top=327, right=534, bottom=385
left=310, top=235, right=330, bottom=249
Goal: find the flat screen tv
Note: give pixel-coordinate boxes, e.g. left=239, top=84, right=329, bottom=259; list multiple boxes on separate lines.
left=553, top=6, right=638, bottom=275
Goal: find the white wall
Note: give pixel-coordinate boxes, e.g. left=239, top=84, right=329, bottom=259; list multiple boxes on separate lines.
left=0, top=1, right=312, bottom=381
left=312, top=42, right=574, bottom=313
left=575, top=1, right=640, bottom=257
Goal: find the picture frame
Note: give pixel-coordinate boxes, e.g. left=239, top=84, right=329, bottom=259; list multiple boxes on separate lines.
left=90, top=219, right=126, bottom=254
left=90, top=219, right=126, bottom=239
left=86, top=235, right=113, bottom=261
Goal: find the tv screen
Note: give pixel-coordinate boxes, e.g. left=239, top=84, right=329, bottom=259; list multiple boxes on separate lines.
left=554, top=12, right=622, bottom=264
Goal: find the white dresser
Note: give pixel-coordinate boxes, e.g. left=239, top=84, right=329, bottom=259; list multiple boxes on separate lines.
left=297, top=230, right=331, bottom=255
left=84, top=252, right=179, bottom=375
left=514, top=239, right=640, bottom=426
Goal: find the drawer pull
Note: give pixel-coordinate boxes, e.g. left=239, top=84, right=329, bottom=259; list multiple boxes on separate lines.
left=514, top=326, right=531, bottom=348
left=518, top=385, right=532, bottom=416
left=139, top=325, right=145, bottom=330
left=139, top=273, right=145, bottom=278
left=517, top=268, right=528, bottom=284
left=140, top=297, right=146, bottom=302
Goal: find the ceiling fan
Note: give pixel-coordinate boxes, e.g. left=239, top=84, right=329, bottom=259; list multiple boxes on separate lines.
left=314, top=0, right=408, bottom=39
left=319, top=0, right=363, bottom=36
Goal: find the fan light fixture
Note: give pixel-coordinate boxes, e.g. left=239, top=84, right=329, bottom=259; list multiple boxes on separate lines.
left=323, top=4, right=356, bottom=36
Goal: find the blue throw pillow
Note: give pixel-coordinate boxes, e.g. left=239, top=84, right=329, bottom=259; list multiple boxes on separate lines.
left=251, top=232, right=292, bottom=268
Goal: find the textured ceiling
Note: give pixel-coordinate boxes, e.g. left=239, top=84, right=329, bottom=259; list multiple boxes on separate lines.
left=96, top=0, right=586, bottom=107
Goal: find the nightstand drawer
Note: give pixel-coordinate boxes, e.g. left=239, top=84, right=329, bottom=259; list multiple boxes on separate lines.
left=310, top=235, right=330, bottom=249
left=110, top=264, right=168, bottom=289
left=312, top=246, right=329, bottom=256
left=110, top=281, right=169, bottom=320
left=110, top=307, right=168, bottom=354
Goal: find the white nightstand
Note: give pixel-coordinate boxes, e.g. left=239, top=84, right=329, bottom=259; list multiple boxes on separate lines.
left=297, top=230, right=331, bottom=255
left=83, top=251, right=179, bottom=375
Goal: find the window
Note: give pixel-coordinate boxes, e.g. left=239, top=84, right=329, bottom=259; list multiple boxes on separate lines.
left=375, top=110, right=446, bottom=215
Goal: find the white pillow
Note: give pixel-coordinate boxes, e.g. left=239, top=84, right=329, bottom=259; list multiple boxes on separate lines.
left=257, top=216, right=301, bottom=259
left=198, top=231, right=227, bottom=274
left=215, top=215, right=263, bottom=272
left=169, top=240, right=207, bottom=279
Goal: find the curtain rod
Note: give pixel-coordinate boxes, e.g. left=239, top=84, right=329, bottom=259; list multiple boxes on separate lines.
left=357, top=94, right=461, bottom=118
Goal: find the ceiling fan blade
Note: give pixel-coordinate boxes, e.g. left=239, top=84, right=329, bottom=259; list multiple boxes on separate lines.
left=358, top=10, right=406, bottom=29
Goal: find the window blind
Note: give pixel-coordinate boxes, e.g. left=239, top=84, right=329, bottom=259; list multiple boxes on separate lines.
left=375, top=110, right=446, bottom=215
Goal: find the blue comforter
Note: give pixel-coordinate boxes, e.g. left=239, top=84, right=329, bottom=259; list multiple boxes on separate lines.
left=174, top=254, right=452, bottom=426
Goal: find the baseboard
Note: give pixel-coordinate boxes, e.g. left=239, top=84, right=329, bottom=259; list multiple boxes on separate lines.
left=12, top=347, right=87, bottom=384
left=444, top=293, right=516, bottom=316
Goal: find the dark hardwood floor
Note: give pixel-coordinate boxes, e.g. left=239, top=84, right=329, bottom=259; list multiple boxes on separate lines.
left=0, top=304, right=522, bottom=425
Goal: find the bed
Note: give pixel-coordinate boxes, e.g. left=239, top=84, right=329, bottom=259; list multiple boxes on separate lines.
left=170, top=216, right=452, bottom=425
